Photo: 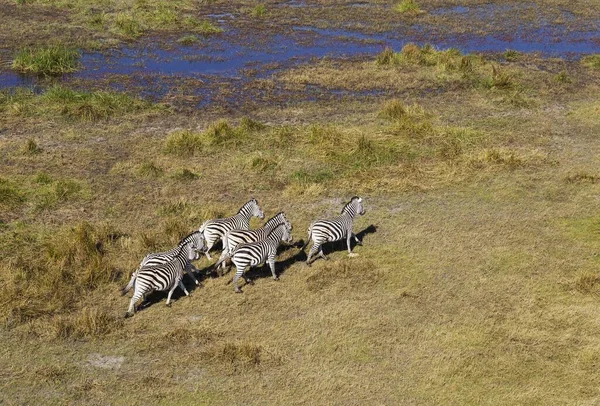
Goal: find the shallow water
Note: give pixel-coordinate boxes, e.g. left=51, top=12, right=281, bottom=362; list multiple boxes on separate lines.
left=0, top=2, right=598, bottom=105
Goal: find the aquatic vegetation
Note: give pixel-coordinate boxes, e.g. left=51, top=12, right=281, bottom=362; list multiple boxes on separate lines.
left=581, top=54, right=600, bottom=69
left=11, top=45, right=80, bottom=75
left=395, top=0, right=423, bottom=15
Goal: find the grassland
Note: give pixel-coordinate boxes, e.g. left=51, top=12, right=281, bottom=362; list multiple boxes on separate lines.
left=2, top=1, right=600, bottom=405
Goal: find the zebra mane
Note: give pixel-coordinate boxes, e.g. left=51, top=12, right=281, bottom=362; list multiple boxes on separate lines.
left=265, top=211, right=285, bottom=226
left=178, top=230, right=201, bottom=246
left=341, top=196, right=361, bottom=214
left=266, top=222, right=287, bottom=238
left=238, top=198, right=258, bottom=213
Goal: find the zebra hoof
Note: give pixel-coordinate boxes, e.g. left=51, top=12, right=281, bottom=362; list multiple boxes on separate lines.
left=356, top=241, right=363, bottom=246
left=166, top=303, right=172, bottom=308
left=273, top=277, right=279, bottom=281
left=348, top=253, right=359, bottom=258
left=124, top=312, right=133, bottom=319
left=306, top=261, right=312, bottom=267
left=235, top=289, right=243, bottom=294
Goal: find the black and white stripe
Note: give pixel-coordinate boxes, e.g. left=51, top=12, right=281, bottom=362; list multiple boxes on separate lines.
left=121, top=231, right=206, bottom=295
left=302, top=196, right=365, bottom=265
left=215, top=222, right=292, bottom=293
left=199, top=199, right=264, bottom=260
left=215, top=212, right=291, bottom=275
left=124, top=242, right=200, bottom=318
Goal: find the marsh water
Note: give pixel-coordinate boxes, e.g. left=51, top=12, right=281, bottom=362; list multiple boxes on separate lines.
left=0, top=2, right=598, bottom=106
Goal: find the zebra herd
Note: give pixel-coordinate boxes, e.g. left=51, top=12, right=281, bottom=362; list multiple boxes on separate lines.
left=121, top=197, right=366, bottom=318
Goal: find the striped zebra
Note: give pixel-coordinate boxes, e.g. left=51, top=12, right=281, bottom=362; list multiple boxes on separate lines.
left=215, top=212, right=291, bottom=276
left=121, top=231, right=206, bottom=296
left=302, top=196, right=365, bottom=266
left=214, top=222, right=292, bottom=293
left=124, top=241, right=200, bottom=318
left=199, top=199, right=264, bottom=260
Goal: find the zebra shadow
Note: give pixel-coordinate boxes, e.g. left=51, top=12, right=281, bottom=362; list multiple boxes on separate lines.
left=307, top=224, right=378, bottom=257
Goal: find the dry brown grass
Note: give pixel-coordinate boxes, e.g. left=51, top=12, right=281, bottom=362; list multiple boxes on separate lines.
left=2, top=18, right=600, bottom=406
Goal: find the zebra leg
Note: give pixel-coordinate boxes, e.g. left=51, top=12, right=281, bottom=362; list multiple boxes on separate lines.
left=204, top=240, right=214, bottom=260
left=306, top=243, right=321, bottom=266
left=347, top=233, right=353, bottom=254
left=184, top=266, right=200, bottom=285
left=178, top=280, right=190, bottom=296
left=269, top=259, right=279, bottom=281
left=165, top=284, right=178, bottom=307
left=233, top=266, right=244, bottom=293
left=319, top=248, right=329, bottom=260
left=347, top=232, right=359, bottom=257
left=125, top=293, right=140, bottom=318
left=353, top=233, right=363, bottom=246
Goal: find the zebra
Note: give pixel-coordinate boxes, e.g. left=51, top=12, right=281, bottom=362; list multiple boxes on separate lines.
left=121, top=231, right=206, bottom=296
left=198, top=198, right=264, bottom=260
left=301, top=196, right=366, bottom=266
left=124, top=241, right=200, bottom=318
left=214, top=222, right=292, bottom=293
left=215, top=212, right=291, bottom=276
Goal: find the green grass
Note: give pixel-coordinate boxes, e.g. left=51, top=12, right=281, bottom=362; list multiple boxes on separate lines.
left=177, top=34, right=199, bottom=45
left=12, top=45, right=80, bottom=75
left=581, top=54, right=600, bottom=69
left=3, top=10, right=600, bottom=404
left=251, top=4, right=267, bottom=18
left=394, top=0, right=423, bottom=14
left=0, top=85, right=157, bottom=121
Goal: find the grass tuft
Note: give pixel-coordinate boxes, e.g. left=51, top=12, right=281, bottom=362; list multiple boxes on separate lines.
left=137, top=161, right=163, bottom=177
left=177, top=34, right=199, bottom=45
left=503, top=49, right=520, bottom=62
left=12, top=45, right=80, bottom=75
left=172, top=168, right=199, bottom=181
left=164, top=120, right=246, bottom=156
left=581, top=54, right=600, bottom=70
left=21, top=138, right=41, bottom=155
left=554, top=70, right=571, bottom=83
left=115, top=13, right=143, bottom=37
left=186, top=19, right=223, bottom=36
left=0, top=178, right=25, bottom=210
left=251, top=4, right=267, bottom=17
left=394, top=0, right=423, bottom=15
left=575, top=273, right=600, bottom=295
left=565, top=172, right=600, bottom=184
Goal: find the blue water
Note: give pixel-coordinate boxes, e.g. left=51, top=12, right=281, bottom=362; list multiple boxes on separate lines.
left=0, top=4, right=598, bottom=104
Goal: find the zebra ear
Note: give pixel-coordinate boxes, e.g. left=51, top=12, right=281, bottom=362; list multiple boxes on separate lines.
left=358, top=197, right=362, bottom=203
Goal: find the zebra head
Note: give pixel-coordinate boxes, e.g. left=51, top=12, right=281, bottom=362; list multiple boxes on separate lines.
left=184, top=242, right=201, bottom=261
left=248, top=198, right=265, bottom=219
left=180, top=231, right=207, bottom=254
left=281, top=222, right=293, bottom=244
left=343, top=196, right=366, bottom=217
left=266, top=212, right=291, bottom=230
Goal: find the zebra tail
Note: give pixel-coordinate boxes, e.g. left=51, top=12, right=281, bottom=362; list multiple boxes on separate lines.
left=301, top=227, right=312, bottom=251
left=121, top=270, right=138, bottom=295
left=199, top=220, right=209, bottom=234
left=214, top=255, right=228, bottom=270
